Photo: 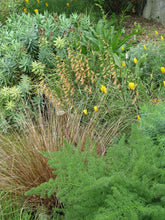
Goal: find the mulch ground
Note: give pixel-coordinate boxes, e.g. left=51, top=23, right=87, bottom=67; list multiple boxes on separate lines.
left=124, top=15, right=165, bottom=44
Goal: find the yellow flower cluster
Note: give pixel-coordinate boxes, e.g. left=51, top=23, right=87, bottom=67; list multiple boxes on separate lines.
left=100, top=85, right=107, bottom=94
left=122, top=61, right=126, bottom=67
left=161, top=67, right=165, bottom=73
left=137, top=115, right=140, bottom=121
left=128, top=82, right=135, bottom=90
left=83, top=106, right=98, bottom=115
left=133, top=58, right=138, bottom=64
left=83, top=85, right=107, bottom=115
left=34, top=9, right=38, bottom=13
left=144, top=45, right=147, bottom=50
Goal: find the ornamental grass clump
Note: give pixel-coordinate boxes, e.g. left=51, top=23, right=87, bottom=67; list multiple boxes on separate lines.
left=26, top=123, right=165, bottom=219
left=0, top=99, right=114, bottom=212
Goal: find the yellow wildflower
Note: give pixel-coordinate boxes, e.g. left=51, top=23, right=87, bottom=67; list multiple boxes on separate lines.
left=45, top=2, right=48, bottom=7
left=137, top=115, right=140, bottom=121
left=94, top=106, right=98, bottom=112
left=144, top=45, right=147, bottom=50
left=122, top=46, right=124, bottom=51
left=122, top=61, right=126, bottom=67
left=163, top=81, right=165, bottom=87
left=150, top=74, right=153, bottom=79
left=83, top=109, right=88, bottom=115
left=154, top=99, right=159, bottom=103
left=155, top=31, right=158, bottom=35
left=66, top=3, right=70, bottom=7
left=161, top=35, right=164, bottom=41
left=128, top=82, right=135, bottom=90
left=37, top=0, right=40, bottom=3
left=161, top=67, right=165, bottom=73
left=100, top=85, right=107, bottom=94
left=133, top=58, right=138, bottom=64
left=24, top=8, right=27, bottom=13
left=34, top=9, right=38, bottom=13
left=25, top=0, right=29, bottom=3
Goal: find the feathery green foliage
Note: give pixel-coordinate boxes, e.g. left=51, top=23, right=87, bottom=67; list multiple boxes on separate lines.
left=140, top=102, right=165, bottom=146
left=26, top=124, right=165, bottom=219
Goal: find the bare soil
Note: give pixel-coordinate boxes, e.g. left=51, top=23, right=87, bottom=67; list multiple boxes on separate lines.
left=124, top=15, right=165, bottom=44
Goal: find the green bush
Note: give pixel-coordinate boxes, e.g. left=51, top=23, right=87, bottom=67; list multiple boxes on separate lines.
left=0, top=0, right=22, bottom=24
left=26, top=123, right=165, bottom=219
left=125, top=41, right=165, bottom=88
left=0, top=12, right=95, bottom=130
left=139, top=102, right=165, bottom=146
left=0, top=191, right=34, bottom=220
left=0, top=11, right=137, bottom=131
left=21, top=0, right=95, bottom=15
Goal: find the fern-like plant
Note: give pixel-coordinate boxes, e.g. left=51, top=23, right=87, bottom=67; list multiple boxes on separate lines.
left=26, top=124, right=165, bottom=220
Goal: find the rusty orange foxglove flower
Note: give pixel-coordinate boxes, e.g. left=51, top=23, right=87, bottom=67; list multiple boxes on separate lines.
left=128, top=82, right=135, bottom=90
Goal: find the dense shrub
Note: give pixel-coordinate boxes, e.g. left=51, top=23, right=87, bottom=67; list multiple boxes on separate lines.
left=21, top=0, right=95, bottom=15
left=0, top=11, right=137, bottom=131
left=140, top=102, right=165, bottom=146
left=26, top=123, right=165, bottom=219
left=126, top=41, right=165, bottom=86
